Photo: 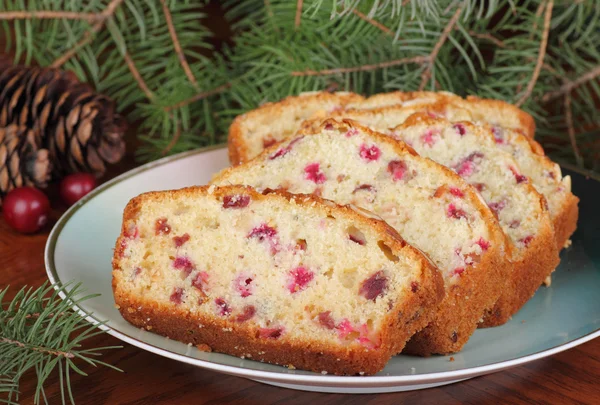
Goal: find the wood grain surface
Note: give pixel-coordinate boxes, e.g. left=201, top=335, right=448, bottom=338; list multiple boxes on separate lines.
left=1, top=155, right=599, bottom=405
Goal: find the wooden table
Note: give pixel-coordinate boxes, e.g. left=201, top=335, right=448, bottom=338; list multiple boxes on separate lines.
left=2, top=158, right=600, bottom=405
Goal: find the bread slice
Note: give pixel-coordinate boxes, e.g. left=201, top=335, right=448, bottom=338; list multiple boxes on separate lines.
left=385, top=113, right=559, bottom=326
left=228, top=91, right=364, bottom=165
left=213, top=121, right=512, bottom=355
left=349, top=91, right=536, bottom=138
left=308, top=103, right=578, bottom=252
left=112, top=185, right=444, bottom=375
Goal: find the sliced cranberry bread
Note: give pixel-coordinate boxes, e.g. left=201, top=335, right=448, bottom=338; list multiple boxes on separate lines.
left=387, top=114, right=559, bottom=326
left=310, top=103, right=578, bottom=251
left=112, top=185, right=444, bottom=375
left=350, top=91, right=536, bottom=138
left=213, top=120, right=512, bottom=355
left=228, top=91, right=364, bottom=165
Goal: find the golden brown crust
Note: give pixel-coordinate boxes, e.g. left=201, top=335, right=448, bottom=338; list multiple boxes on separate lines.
left=227, top=92, right=365, bottom=165
left=113, top=185, right=444, bottom=375
left=553, top=193, right=579, bottom=250
left=354, top=91, right=536, bottom=138
left=217, top=119, right=513, bottom=355
left=465, top=95, right=536, bottom=139
left=479, top=194, right=560, bottom=327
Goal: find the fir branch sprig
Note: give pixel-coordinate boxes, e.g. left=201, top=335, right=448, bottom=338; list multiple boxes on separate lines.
left=0, top=0, right=599, bottom=169
left=0, top=282, right=121, bottom=405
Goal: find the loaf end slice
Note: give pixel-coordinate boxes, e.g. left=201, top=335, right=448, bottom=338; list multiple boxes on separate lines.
left=113, top=185, right=443, bottom=375
left=228, top=92, right=364, bottom=165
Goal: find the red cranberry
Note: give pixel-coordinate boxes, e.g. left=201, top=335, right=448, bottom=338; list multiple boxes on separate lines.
left=59, top=173, right=96, bottom=206
left=173, top=256, right=195, bottom=276
left=388, top=160, right=408, bottom=181
left=236, top=305, right=256, bottom=322
left=520, top=235, right=534, bottom=247
left=421, top=129, right=439, bottom=147
left=359, top=271, right=387, bottom=301
left=235, top=274, right=254, bottom=297
left=454, top=152, right=484, bottom=177
left=192, top=271, right=209, bottom=292
left=133, top=267, right=142, bottom=277
left=447, top=204, right=467, bottom=219
left=359, top=144, right=381, bottom=161
left=453, top=123, right=466, bottom=136
left=509, top=166, right=528, bottom=184
left=259, top=327, right=284, bottom=339
left=452, top=267, right=465, bottom=276
left=449, top=187, right=464, bottom=198
left=155, top=217, right=171, bottom=235
left=345, top=129, right=358, bottom=137
left=223, top=195, right=250, bottom=209
left=2, top=187, right=50, bottom=234
left=269, top=136, right=303, bottom=160
left=488, top=200, right=506, bottom=216
left=173, top=233, right=190, bottom=247
left=336, top=319, right=355, bottom=339
left=215, top=298, right=231, bottom=316
left=287, top=266, right=314, bottom=293
left=247, top=223, right=277, bottom=241
left=170, top=287, right=184, bottom=304
left=304, top=163, right=326, bottom=184
left=509, top=220, right=521, bottom=229
left=476, top=238, right=490, bottom=251
left=318, top=311, right=335, bottom=329
left=411, top=282, right=419, bottom=292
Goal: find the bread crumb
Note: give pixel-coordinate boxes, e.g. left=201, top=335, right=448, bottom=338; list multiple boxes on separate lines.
left=198, top=324, right=204, bottom=328
left=449, top=357, right=455, bottom=362
left=146, top=326, right=152, bottom=330
left=197, top=344, right=212, bottom=352
left=543, top=275, right=552, bottom=287
left=321, top=371, right=328, bottom=375
left=187, top=343, right=192, bottom=347
left=564, top=239, right=572, bottom=248
left=222, top=327, right=232, bottom=332
left=287, top=364, right=296, bottom=370
left=359, top=372, right=365, bottom=376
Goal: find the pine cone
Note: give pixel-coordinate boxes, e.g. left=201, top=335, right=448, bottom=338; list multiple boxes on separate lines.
left=0, top=125, right=51, bottom=205
left=0, top=64, right=126, bottom=178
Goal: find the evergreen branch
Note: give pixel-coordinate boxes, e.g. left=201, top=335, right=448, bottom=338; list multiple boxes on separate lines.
left=161, top=0, right=198, bottom=89
left=50, top=0, right=126, bottom=68
left=0, top=12, right=99, bottom=22
left=419, top=4, right=464, bottom=90
left=164, top=83, right=232, bottom=112
left=515, top=0, right=553, bottom=107
left=351, top=9, right=393, bottom=35
left=468, top=31, right=505, bottom=48
left=542, top=64, right=600, bottom=102
left=123, top=52, right=155, bottom=101
left=0, top=282, right=121, bottom=404
left=161, top=124, right=182, bottom=156
left=291, top=56, right=429, bottom=76
left=295, top=0, right=304, bottom=29
left=0, top=338, right=75, bottom=359
left=564, top=92, right=584, bottom=167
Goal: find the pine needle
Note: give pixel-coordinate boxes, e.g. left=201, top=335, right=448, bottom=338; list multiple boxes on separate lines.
left=0, top=282, right=122, bottom=405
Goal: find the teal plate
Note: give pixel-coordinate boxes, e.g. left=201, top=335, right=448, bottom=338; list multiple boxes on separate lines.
left=45, top=146, right=600, bottom=394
